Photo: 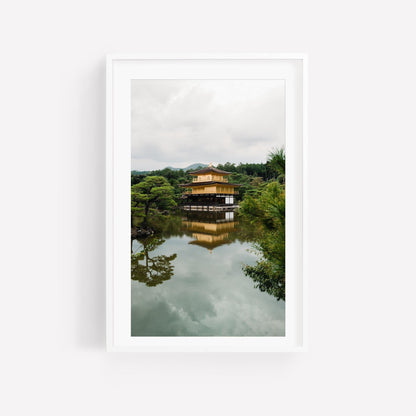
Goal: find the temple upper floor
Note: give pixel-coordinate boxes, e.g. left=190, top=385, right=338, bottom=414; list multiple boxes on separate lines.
left=192, top=174, right=228, bottom=183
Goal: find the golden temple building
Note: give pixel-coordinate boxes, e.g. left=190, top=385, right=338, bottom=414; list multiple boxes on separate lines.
left=179, top=165, right=241, bottom=211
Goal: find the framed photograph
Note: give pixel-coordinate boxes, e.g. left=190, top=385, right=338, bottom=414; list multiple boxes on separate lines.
left=106, top=54, right=307, bottom=351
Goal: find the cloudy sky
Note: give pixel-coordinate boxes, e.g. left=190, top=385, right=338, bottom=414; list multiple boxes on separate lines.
left=131, top=79, right=285, bottom=171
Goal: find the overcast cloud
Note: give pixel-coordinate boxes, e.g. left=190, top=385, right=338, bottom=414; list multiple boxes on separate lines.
left=131, top=79, right=285, bottom=171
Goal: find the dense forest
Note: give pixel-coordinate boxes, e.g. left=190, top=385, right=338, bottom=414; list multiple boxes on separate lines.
left=131, top=148, right=285, bottom=300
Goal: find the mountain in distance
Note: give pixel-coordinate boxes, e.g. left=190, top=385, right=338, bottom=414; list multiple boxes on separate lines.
left=132, top=163, right=208, bottom=175
left=165, top=163, right=208, bottom=171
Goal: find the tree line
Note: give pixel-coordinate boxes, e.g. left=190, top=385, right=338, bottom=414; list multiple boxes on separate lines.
left=131, top=155, right=284, bottom=207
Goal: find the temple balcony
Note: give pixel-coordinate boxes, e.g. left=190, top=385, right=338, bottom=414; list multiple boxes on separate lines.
left=192, top=175, right=229, bottom=183
left=182, top=190, right=239, bottom=195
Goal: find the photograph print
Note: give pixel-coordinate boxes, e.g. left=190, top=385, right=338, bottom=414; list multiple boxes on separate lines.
left=131, top=79, right=286, bottom=336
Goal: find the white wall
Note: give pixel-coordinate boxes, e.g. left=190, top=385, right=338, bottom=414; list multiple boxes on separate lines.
left=1, top=1, right=415, bottom=415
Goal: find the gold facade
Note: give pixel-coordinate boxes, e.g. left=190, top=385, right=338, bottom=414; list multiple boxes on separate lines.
left=185, top=185, right=238, bottom=195
left=180, top=167, right=240, bottom=207
left=192, top=174, right=228, bottom=183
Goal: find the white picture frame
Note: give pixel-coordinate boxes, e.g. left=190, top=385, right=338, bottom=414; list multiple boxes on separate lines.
left=106, top=54, right=307, bottom=352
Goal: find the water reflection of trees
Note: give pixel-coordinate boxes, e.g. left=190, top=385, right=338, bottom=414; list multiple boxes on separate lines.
left=131, top=210, right=284, bottom=299
left=133, top=211, right=185, bottom=238
left=131, top=236, right=177, bottom=287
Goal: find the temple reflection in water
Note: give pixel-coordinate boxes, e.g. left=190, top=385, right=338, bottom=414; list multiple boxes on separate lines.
left=181, top=210, right=238, bottom=252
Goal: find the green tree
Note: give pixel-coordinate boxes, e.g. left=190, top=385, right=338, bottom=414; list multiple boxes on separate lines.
left=131, top=176, right=176, bottom=224
left=267, top=148, right=285, bottom=184
left=132, top=169, right=192, bottom=204
left=239, top=148, right=286, bottom=301
left=131, top=173, right=147, bottom=186
left=240, top=181, right=285, bottom=300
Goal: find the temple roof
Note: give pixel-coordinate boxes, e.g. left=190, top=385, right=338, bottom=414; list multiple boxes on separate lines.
left=179, top=181, right=241, bottom=187
left=189, top=166, right=232, bottom=175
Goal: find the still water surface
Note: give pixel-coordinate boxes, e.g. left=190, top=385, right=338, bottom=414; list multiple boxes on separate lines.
left=131, top=211, right=285, bottom=336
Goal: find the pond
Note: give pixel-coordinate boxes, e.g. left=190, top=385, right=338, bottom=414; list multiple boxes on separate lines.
left=131, top=210, right=285, bottom=336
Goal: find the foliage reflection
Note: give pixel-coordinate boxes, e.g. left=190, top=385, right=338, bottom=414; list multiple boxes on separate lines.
left=131, top=236, right=177, bottom=287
